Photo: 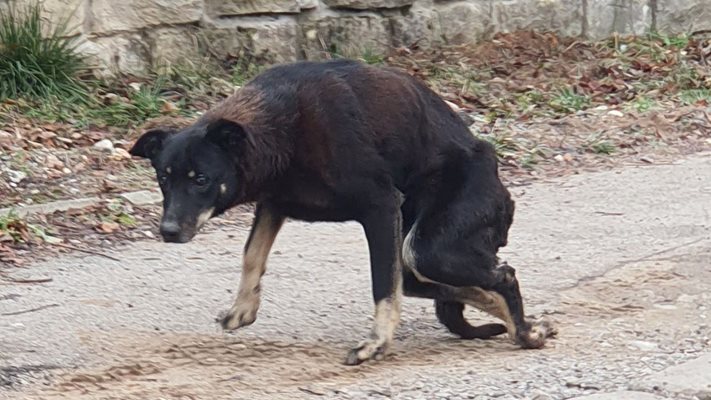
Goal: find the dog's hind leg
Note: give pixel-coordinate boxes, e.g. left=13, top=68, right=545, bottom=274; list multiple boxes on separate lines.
left=457, top=262, right=556, bottom=349
left=344, top=194, right=403, bottom=365
left=221, top=203, right=285, bottom=330
left=402, top=270, right=507, bottom=339
left=434, top=300, right=508, bottom=339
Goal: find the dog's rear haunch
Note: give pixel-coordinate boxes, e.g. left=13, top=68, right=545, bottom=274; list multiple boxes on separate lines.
left=129, top=59, right=556, bottom=365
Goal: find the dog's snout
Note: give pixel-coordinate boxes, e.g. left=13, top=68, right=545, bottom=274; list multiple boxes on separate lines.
left=160, top=220, right=182, bottom=242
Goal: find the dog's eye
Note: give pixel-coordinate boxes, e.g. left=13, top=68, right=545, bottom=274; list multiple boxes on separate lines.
left=195, top=174, right=209, bottom=186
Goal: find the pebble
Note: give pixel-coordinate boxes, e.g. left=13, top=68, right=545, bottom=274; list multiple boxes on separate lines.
left=6, top=169, right=27, bottom=183
left=629, top=340, right=658, bottom=352
left=45, top=154, right=64, bottom=170
left=93, top=139, right=115, bottom=153
left=607, top=110, right=624, bottom=117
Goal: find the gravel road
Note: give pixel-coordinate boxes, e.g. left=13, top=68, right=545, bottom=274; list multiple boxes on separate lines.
left=2, top=154, right=710, bottom=400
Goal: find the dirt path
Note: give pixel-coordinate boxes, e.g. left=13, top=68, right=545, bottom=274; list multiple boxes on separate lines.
left=2, top=154, right=710, bottom=400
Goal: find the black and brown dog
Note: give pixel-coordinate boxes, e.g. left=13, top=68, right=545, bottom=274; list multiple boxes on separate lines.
left=129, top=59, right=555, bottom=365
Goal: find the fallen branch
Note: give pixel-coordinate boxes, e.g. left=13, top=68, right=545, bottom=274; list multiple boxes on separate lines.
left=2, top=303, right=59, bottom=316
left=51, top=243, right=121, bottom=262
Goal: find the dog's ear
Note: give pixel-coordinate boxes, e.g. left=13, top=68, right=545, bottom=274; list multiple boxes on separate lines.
left=129, top=129, right=172, bottom=159
left=205, top=118, right=255, bottom=154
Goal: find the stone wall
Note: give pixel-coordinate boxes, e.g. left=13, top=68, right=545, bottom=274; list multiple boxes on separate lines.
left=2, top=0, right=709, bottom=75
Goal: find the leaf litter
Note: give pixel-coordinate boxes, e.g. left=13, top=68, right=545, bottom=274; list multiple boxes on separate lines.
left=1, top=31, right=710, bottom=267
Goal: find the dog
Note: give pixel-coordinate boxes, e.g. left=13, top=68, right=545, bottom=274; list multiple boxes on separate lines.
left=129, top=59, right=555, bottom=365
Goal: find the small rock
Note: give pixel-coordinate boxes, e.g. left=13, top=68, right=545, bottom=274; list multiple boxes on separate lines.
left=563, top=153, right=574, bottom=163
left=61, top=167, right=71, bottom=175
left=143, top=231, right=155, bottom=239
left=112, top=148, right=131, bottom=160
left=128, top=82, right=142, bottom=92
left=96, top=221, right=120, bottom=233
left=629, top=340, right=658, bottom=352
left=6, top=169, right=27, bottom=184
left=607, top=110, right=624, bottom=117
left=0, top=129, right=12, bottom=144
left=45, top=154, right=64, bottom=170
left=554, top=154, right=565, bottom=163
left=93, top=139, right=114, bottom=153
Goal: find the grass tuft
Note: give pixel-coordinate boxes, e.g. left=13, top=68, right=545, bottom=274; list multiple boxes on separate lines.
left=0, top=1, right=89, bottom=102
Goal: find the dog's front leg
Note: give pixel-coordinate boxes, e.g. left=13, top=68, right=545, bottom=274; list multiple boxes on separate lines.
left=345, top=200, right=404, bottom=365
left=221, top=203, right=285, bottom=330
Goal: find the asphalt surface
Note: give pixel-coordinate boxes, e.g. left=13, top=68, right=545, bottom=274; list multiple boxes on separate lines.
left=2, top=153, right=710, bottom=399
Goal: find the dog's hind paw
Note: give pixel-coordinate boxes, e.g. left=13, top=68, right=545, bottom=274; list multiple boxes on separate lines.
left=516, top=319, right=557, bottom=349
left=344, top=339, right=390, bottom=366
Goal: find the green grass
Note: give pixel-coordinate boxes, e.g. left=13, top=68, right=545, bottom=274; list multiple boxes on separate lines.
left=0, top=1, right=89, bottom=102
left=549, top=88, right=590, bottom=113
left=0, top=210, right=47, bottom=243
left=231, top=62, right=262, bottom=86
left=584, top=134, right=617, bottom=155
left=679, top=88, right=711, bottom=105
left=359, top=48, right=385, bottom=65
left=630, top=96, right=655, bottom=112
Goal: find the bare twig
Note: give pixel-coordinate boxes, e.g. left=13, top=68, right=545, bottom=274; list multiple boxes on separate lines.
left=51, top=243, right=121, bottom=262
left=2, top=303, right=59, bottom=316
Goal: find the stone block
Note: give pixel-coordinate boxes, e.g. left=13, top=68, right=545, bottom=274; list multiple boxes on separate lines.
left=434, top=1, right=492, bottom=45
left=390, top=6, right=437, bottom=48
left=206, top=0, right=299, bottom=17
left=323, top=0, right=414, bottom=10
left=41, top=0, right=86, bottom=36
left=90, top=0, right=203, bottom=34
left=301, top=15, right=392, bottom=60
left=0, top=0, right=86, bottom=36
left=656, top=0, right=711, bottom=34
left=587, top=0, right=651, bottom=39
left=147, top=27, right=202, bottom=67
left=492, top=0, right=582, bottom=38
left=298, top=0, right=320, bottom=10
left=79, top=34, right=151, bottom=76
left=202, top=19, right=300, bottom=64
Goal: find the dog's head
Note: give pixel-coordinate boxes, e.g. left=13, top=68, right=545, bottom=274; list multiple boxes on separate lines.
left=129, top=118, right=251, bottom=243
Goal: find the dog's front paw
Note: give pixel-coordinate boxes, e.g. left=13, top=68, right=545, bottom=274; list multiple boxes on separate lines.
left=516, top=319, right=557, bottom=349
left=219, top=302, right=259, bottom=330
left=344, top=337, right=390, bottom=366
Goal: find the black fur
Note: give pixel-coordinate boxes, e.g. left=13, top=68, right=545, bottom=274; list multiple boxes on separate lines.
left=130, top=59, right=549, bottom=362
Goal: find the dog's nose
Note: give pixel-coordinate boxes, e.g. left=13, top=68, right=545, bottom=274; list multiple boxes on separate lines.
left=160, top=221, right=182, bottom=242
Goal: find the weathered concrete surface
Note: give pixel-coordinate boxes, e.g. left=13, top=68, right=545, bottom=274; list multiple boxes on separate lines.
left=1, top=153, right=710, bottom=399
left=634, top=353, right=711, bottom=399
left=569, top=391, right=670, bottom=400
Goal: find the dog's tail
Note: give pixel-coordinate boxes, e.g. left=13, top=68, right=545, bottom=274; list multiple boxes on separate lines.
left=435, top=300, right=507, bottom=339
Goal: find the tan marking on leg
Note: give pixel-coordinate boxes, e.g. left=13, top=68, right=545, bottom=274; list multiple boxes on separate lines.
left=220, top=183, right=227, bottom=194
left=460, top=287, right=518, bottom=340
left=347, top=209, right=404, bottom=365
left=188, top=170, right=195, bottom=178
left=166, top=167, right=172, bottom=174
left=223, top=209, right=284, bottom=330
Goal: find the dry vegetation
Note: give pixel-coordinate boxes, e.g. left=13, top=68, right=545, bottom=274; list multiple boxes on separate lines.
left=1, top=28, right=710, bottom=267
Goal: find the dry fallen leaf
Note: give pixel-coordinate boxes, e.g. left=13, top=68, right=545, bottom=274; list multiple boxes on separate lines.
left=96, top=221, right=120, bottom=233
